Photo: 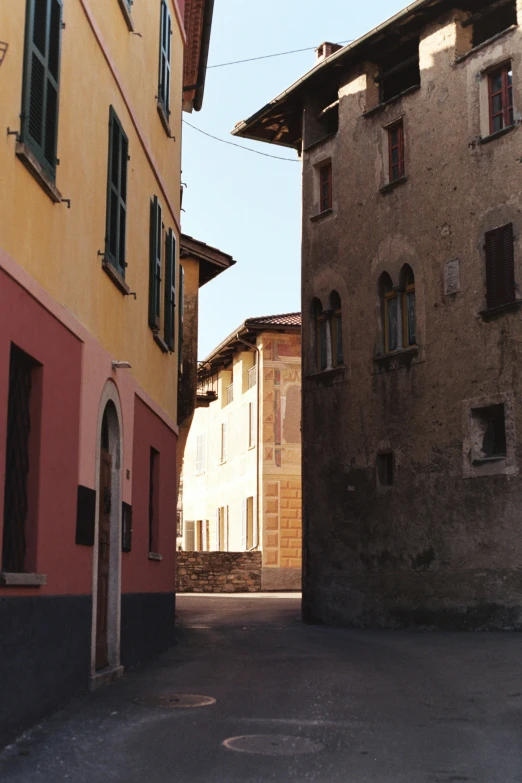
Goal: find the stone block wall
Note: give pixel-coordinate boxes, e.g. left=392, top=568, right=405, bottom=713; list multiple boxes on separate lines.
left=176, top=552, right=262, bottom=593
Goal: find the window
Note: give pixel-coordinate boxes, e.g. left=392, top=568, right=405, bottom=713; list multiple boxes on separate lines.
left=105, top=108, right=128, bottom=277
left=330, top=291, right=343, bottom=367
left=380, top=267, right=416, bottom=353
left=248, top=365, right=257, bottom=389
left=377, top=453, right=394, bottom=486
left=377, top=39, right=420, bottom=104
left=148, top=196, right=162, bottom=331
left=472, top=1, right=517, bottom=48
left=485, top=223, right=516, bottom=309
left=2, top=345, right=41, bottom=573
left=148, top=448, right=160, bottom=554
left=158, top=0, right=172, bottom=118
left=220, top=423, right=227, bottom=463
left=226, top=384, right=234, bottom=405
left=248, top=402, right=255, bottom=448
left=21, top=0, right=63, bottom=178
left=488, top=65, right=513, bottom=135
left=319, top=162, right=332, bottom=212
left=217, top=507, right=228, bottom=551
left=388, top=120, right=404, bottom=182
left=246, top=497, right=254, bottom=549
left=184, top=520, right=195, bottom=550
left=164, top=229, right=176, bottom=350
left=471, top=405, right=506, bottom=463
left=312, top=298, right=327, bottom=371
left=195, top=435, right=205, bottom=475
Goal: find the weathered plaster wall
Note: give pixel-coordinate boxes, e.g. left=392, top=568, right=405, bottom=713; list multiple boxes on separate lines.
left=176, top=551, right=262, bottom=592
left=302, top=9, right=522, bottom=628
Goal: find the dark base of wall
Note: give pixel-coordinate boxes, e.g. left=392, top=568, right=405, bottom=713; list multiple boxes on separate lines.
left=120, top=592, right=176, bottom=670
left=0, top=594, right=92, bottom=749
left=262, top=567, right=301, bottom=591
left=303, top=573, right=522, bottom=630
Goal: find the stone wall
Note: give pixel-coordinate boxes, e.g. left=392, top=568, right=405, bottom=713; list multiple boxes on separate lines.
left=176, top=552, right=262, bottom=593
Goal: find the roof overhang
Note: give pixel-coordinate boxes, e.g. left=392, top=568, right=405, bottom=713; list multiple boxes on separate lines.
left=183, top=0, right=215, bottom=112
left=231, top=0, right=484, bottom=148
left=180, top=234, right=236, bottom=287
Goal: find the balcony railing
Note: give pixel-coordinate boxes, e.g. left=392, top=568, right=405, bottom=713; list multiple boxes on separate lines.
left=248, top=366, right=257, bottom=389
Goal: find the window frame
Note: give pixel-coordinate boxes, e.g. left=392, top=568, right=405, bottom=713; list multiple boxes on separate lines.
left=388, top=120, right=405, bottom=183
left=20, top=0, right=63, bottom=180
left=401, top=270, right=416, bottom=348
left=105, top=107, right=129, bottom=278
left=158, top=0, right=172, bottom=119
left=488, top=63, right=513, bottom=135
left=319, top=162, right=332, bottom=212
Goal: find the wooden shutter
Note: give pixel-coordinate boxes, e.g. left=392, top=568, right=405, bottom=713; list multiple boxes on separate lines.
left=105, top=108, right=128, bottom=275
left=178, top=264, right=185, bottom=374
left=148, top=196, right=162, bottom=329
left=486, top=223, right=515, bottom=309
left=241, top=499, right=247, bottom=551
left=164, top=229, right=176, bottom=350
left=158, top=0, right=172, bottom=116
left=21, top=0, right=63, bottom=177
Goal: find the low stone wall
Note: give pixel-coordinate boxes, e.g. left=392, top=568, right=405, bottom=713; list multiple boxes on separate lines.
left=176, top=552, right=262, bottom=593
left=262, top=567, right=301, bottom=591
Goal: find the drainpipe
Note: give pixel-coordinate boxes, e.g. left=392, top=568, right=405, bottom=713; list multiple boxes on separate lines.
left=236, top=333, right=261, bottom=549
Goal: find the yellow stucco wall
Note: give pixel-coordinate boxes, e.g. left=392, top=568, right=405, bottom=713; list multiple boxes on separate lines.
left=181, top=331, right=302, bottom=572
left=0, top=0, right=183, bottom=419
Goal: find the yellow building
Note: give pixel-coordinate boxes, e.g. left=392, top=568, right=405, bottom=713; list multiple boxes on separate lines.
left=0, top=0, right=215, bottom=745
left=181, top=314, right=302, bottom=590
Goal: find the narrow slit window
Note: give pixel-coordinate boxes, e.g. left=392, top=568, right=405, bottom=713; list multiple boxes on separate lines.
left=388, top=120, right=404, bottom=182
left=488, top=64, right=513, bottom=135
left=401, top=265, right=416, bottom=347
left=377, top=453, right=394, bottom=486
left=319, top=162, right=332, bottom=212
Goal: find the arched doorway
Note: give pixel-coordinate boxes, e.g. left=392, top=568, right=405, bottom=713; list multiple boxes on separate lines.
left=92, top=388, right=123, bottom=677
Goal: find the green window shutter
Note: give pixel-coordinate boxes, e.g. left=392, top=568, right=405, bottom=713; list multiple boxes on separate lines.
left=158, top=0, right=172, bottom=116
left=21, top=0, right=63, bottom=178
left=148, top=196, right=162, bottom=330
left=164, top=229, right=176, bottom=351
left=178, top=264, right=185, bottom=374
left=105, top=107, right=128, bottom=276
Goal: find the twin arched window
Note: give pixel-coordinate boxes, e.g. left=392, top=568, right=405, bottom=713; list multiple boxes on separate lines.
left=380, top=265, right=416, bottom=354
left=312, top=291, right=343, bottom=371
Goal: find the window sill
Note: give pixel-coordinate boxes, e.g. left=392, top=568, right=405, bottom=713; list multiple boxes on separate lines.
left=102, top=259, right=131, bottom=295
left=0, top=572, right=47, bottom=587
left=480, top=299, right=522, bottom=319
left=148, top=552, right=162, bottom=561
left=479, top=124, right=517, bottom=145
left=310, top=208, right=333, bottom=223
left=157, top=102, right=174, bottom=138
left=307, top=365, right=345, bottom=380
left=219, top=460, right=227, bottom=466
left=117, top=0, right=135, bottom=31
left=374, top=346, right=419, bottom=372
left=472, top=455, right=506, bottom=466
left=303, top=132, right=337, bottom=153
left=363, top=85, right=420, bottom=118
left=380, top=175, right=408, bottom=195
left=153, top=332, right=170, bottom=353
left=15, top=142, right=62, bottom=204
left=455, top=26, right=517, bottom=65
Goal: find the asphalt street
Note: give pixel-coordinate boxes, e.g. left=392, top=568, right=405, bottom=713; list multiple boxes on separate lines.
left=1, top=593, right=521, bottom=782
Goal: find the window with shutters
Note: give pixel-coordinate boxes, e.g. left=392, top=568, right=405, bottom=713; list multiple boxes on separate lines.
left=158, top=1, right=172, bottom=124
left=164, top=229, right=176, bottom=351
left=195, top=435, right=205, bottom=475
left=20, top=0, right=62, bottom=180
left=388, top=120, right=405, bottom=182
left=105, top=108, right=128, bottom=278
left=488, top=64, right=514, bottom=135
left=149, top=195, right=163, bottom=330
left=485, top=223, right=516, bottom=310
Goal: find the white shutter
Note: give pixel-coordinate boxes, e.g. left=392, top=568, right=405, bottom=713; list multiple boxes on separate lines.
left=253, top=496, right=258, bottom=548
left=241, top=499, right=247, bottom=550
left=215, top=508, right=220, bottom=550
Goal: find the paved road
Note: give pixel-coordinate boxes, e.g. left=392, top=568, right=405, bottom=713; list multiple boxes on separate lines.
left=1, top=593, right=521, bottom=782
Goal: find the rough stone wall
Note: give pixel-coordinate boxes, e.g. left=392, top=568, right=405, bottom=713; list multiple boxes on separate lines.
left=301, top=8, right=522, bottom=629
left=176, top=552, right=262, bottom=592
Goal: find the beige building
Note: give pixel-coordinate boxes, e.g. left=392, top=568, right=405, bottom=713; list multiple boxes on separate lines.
left=235, top=0, right=522, bottom=627
left=180, top=314, right=302, bottom=590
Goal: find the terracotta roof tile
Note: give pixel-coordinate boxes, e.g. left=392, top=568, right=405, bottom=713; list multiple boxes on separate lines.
left=245, top=312, right=301, bottom=327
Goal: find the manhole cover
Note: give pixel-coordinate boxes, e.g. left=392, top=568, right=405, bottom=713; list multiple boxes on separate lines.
left=223, top=735, right=324, bottom=756
left=134, top=694, right=216, bottom=708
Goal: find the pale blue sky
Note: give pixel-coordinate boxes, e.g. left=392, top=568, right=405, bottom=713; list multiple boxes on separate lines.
left=181, top=0, right=408, bottom=358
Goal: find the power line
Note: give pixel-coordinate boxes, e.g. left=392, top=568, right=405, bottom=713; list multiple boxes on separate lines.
left=207, top=41, right=352, bottom=69
left=182, top=120, right=300, bottom=162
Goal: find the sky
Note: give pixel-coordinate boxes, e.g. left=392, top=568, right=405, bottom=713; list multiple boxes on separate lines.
left=181, top=0, right=409, bottom=358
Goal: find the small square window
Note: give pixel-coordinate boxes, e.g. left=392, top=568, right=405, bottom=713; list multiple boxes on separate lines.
left=471, top=404, right=506, bottom=463
left=377, top=453, right=394, bottom=486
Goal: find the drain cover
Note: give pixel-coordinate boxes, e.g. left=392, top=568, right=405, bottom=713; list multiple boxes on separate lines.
left=223, top=735, right=324, bottom=756
left=134, top=694, right=216, bottom=708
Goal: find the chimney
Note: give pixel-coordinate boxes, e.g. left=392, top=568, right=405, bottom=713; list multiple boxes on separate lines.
left=315, top=42, right=343, bottom=64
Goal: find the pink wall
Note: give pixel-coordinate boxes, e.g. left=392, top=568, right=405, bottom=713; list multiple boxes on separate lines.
left=124, top=396, right=177, bottom=594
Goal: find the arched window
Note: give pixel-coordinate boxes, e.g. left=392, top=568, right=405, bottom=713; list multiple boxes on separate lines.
left=380, top=273, right=398, bottom=353
left=329, top=291, right=343, bottom=367
left=312, top=298, right=327, bottom=371
left=400, top=265, right=416, bottom=347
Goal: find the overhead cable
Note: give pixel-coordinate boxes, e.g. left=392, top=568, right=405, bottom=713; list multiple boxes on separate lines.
left=207, top=41, right=352, bottom=69
left=182, top=120, right=300, bottom=162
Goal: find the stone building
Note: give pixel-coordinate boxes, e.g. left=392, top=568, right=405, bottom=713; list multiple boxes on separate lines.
left=180, top=314, right=302, bottom=590
left=234, top=0, right=522, bottom=627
